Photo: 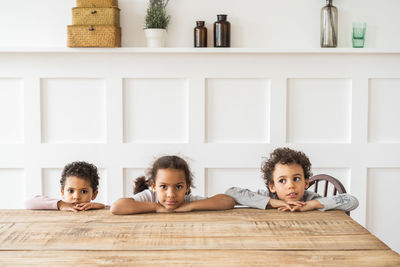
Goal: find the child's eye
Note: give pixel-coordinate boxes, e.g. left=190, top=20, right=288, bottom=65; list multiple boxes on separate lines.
left=160, top=185, right=167, bottom=189
left=294, top=177, right=301, bottom=182
left=176, top=185, right=183, bottom=189
left=81, top=189, right=88, bottom=194
left=279, top=179, right=286, bottom=183
left=68, top=189, right=74, bottom=193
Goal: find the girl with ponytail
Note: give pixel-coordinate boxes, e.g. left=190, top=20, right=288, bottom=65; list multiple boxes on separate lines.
left=111, top=155, right=235, bottom=215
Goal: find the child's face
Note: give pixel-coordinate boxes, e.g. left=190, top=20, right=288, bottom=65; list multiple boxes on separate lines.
left=268, top=163, right=309, bottom=202
left=61, top=176, right=98, bottom=204
left=151, top=168, right=189, bottom=211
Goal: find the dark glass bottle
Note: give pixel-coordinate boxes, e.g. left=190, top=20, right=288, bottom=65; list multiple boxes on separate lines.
left=194, top=21, right=207, bottom=47
left=320, top=0, right=338, bottom=47
left=214, top=14, right=230, bottom=47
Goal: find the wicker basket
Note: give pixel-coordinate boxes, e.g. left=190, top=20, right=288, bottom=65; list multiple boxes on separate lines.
left=67, top=25, right=121, bottom=47
left=72, top=7, right=120, bottom=26
left=76, top=0, right=118, bottom=8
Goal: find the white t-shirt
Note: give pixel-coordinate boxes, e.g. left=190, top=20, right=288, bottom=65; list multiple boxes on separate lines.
left=132, top=189, right=205, bottom=203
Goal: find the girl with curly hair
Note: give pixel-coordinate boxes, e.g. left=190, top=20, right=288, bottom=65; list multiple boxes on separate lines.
left=25, top=161, right=106, bottom=212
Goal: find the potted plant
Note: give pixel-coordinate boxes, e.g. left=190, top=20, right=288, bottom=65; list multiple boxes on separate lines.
left=144, top=0, right=171, bottom=47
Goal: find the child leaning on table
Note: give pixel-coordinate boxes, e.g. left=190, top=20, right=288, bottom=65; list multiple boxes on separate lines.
left=25, top=161, right=106, bottom=212
left=225, top=147, right=359, bottom=212
left=111, top=155, right=235, bottom=215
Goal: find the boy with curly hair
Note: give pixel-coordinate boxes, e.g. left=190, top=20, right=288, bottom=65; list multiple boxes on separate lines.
left=225, top=147, right=358, bottom=212
left=25, top=161, right=106, bottom=212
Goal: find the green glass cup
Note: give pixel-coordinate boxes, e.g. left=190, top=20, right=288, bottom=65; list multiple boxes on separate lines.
left=352, top=22, right=366, bottom=48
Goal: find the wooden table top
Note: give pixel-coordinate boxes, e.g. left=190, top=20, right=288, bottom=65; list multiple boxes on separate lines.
left=0, top=208, right=399, bottom=266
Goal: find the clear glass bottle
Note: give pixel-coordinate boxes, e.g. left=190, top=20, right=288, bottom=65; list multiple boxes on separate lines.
left=214, top=14, right=230, bottom=47
left=194, top=21, right=207, bottom=47
left=320, top=0, right=338, bottom=47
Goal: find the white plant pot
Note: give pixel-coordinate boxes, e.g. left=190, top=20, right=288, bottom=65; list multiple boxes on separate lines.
left=144, top=28, right=167, bottom=48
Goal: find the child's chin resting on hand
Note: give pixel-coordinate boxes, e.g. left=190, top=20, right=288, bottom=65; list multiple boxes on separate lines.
left=25, top=161, right=106, bottom=212
left=111, top=155, right=235, bottom=215
left=225, top=147, right=359, bottom=213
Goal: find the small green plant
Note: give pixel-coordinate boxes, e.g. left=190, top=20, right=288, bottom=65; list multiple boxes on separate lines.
left=145, top=0, right=171, bottom=29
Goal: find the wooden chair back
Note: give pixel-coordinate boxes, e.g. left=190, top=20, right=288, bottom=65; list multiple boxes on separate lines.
left=308, top=174, right=349, bottom=215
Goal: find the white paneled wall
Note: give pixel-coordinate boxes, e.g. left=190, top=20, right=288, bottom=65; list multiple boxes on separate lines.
left=368, top=79, right=400, bottom=143
left=367, top=168, right=400, bottom=254
left=206, top=168, right=266, bottom=197
left=123, top=78, right=189, bottom=143
left=206, top=79, right=270, bottom=143
left=287, top=78, right=352, bottom=143
left=0, top=79, right=23, bottom=144
left=0, top=169, right=25, bottom=209
left=41, top=78, right=107, bottom=144
left=0, top=50, right=399, bottom=253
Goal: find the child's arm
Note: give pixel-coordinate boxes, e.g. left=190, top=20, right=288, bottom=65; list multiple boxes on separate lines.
left=225, top=187, right=270, bottom=209
left=225, top=187, right=300, bottom=210
left=111, top=189, right=169, bottom=215
left=110, top=198, right=167, bottom=215
left=25, top=195, right=60, bottom=210
left=280, top=192, right=359, bottom=212
left=173, top=194, right=235, bottom=212
left=314, top=193, right=359, bottom=212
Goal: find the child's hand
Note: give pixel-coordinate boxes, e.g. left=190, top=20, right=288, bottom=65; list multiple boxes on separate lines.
left=277, top=200, right=306, bottom=212
left=173, top=203, right=193, bottom=213
left=57, top=201, right=79, bottom=212
left=155, top=203, right=172, bottom=213
left=279, top=200, right=323, bottom=212
left=75, top=202, right=105, bottom=211
left=269, top=199, right=305, bottom=211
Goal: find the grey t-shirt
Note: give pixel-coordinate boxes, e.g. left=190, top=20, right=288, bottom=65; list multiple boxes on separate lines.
left=225, top=187, right=359, bottom=212
left=132, top=189, right=205, bottom=203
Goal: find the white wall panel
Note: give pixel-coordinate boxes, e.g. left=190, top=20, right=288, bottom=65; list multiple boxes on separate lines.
left=41, top=78, right=106, bottom=144
left=367, top=168, right=400, bottom=253
left=287, top=78, right=351, bottom=143
left=205, top=168, right=266, bottom=197
left=0, top=78, right=23, bottom=144
left=206, top=78, right=270, bottom=143
left=42, top=168, right=107, bottom=204
left=368, top=79, right=400, bottom=143
left=0, top=50, right=399, bottom=252
left=123, top=78, right=188, bottom=143
left=42, top=169, right=61, bottom=199
left=0, top=169, right=25, bottom=208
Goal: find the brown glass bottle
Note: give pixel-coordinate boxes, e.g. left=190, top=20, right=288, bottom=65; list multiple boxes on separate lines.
left=194, top=21, right=207, bottom=47
left=213, top=14, right=230, bottom=47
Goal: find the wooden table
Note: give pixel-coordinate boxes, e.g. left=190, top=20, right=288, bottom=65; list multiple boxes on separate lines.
left=0, top=209, right=399, bottom=266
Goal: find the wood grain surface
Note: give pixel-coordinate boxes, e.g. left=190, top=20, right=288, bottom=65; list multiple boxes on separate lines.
left=0, top=209, right=398, bottom=266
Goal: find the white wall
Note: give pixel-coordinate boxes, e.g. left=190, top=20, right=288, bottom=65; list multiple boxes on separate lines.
left=0, top=0, right=399, bottom=254
left=0, top=0, right=400, bottom=48
left=1, top=50, right=399, bottom=253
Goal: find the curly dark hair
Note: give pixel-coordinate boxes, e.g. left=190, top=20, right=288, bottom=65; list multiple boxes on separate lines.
left=134, top=155, right=194, bottom=195
left=261, top=147, right=312, bottom=187
left=60, top=161, right=100, bottom=192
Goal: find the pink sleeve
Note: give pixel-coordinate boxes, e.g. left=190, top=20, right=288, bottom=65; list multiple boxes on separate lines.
left=24, top=195, right=60, bottom=210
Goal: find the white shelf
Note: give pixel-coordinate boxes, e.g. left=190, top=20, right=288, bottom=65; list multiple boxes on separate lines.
left=0, top=47, right=399, bottom=54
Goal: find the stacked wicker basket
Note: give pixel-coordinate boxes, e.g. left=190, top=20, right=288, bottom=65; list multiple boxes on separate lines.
left=67, top=0, right=121, bottom=47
